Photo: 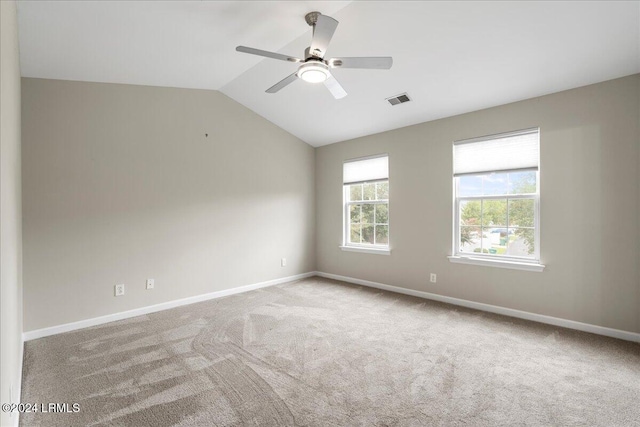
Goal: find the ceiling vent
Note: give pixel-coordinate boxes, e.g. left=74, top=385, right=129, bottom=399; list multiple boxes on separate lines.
left=386, top=93, right=411, bottom=106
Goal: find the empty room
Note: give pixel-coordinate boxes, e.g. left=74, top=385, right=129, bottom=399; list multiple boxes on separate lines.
left=1, top=1, right=639, bottom=426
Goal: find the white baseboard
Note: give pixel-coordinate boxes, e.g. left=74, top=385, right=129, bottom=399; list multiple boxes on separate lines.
left=316, top=272, right=640, bottom=343
left=22, top=271, right=640, bottom=344
left=22, top=272, right=316, bottom=341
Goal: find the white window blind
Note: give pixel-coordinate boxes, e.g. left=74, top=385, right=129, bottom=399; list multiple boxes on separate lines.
left=343, top=155, right=389, bottom=184
left=453, top=128, right=539, bottom=176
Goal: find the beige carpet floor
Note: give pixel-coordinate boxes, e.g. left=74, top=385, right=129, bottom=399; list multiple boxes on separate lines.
left=21, top=276, right=640, bottom=426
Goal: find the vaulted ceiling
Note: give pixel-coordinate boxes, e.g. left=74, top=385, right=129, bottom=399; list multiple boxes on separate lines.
left=16, top=1, right=640, bottom=146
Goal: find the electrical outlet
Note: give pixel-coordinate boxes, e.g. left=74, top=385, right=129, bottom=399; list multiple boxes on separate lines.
left=146, top=279, right=154, bottom=290
left=281, top=258, right=287, bottom=267
left=115, top=284, right=125, bottom=296
left=430, top=273, right=437, bottom=283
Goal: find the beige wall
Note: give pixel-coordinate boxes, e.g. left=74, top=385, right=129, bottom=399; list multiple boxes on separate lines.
left=316, top=75, right=640, bottom=334
left=17, top=70, right=640, bottom=337
left=1, top=1, right=23, bottom=426
left=22, top=78, right=316, bottom=332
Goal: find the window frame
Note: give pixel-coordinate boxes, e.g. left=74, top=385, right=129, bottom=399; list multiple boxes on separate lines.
left=451, top=128, right=543, bottom=270
left=341, top=154, right=390, bottom=255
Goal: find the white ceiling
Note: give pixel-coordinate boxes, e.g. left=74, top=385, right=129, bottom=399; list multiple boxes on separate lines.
left=16, top=1, right=640, bottom=147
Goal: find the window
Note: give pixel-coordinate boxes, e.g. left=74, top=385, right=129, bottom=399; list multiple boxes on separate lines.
left=342, top=155, right=389, bottom=254
left=452, top=128, right=542, bottom=269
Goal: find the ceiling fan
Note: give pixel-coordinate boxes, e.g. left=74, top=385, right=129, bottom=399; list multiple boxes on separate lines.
left=235, top=11, right=393, bottom=99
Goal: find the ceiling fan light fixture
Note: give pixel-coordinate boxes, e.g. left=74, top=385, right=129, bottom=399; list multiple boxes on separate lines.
left=297, top=61, right=330, bottom=83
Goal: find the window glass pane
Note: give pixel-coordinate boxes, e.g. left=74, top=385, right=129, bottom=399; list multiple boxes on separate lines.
left=459, top=226, right=481, bottom=253
left=484, top=227, right=509, bottom=255
left=350, top=204, right=361, bottom=223
left=362, top=204, right=375, bottom=223
left=375, top=225, right=389, bottom=245
left=508, top=199, right=534, bottom=228
left=349, top=184, right=363, bottom=201
left=362, top=182, right=376, bottom=200
left=482, top=172, right=509, bottom=196
left=362, top=225, right=374, bottom=244
left=458, top=175, right=483, bottom=197
left=508, top=171, right=537, bottom=195
left=349, top=224, right=361, bottom=244
left=376, top=181, right=389, bottom=200
left=460, top=200, right=481, bottom=227
left=363, top=183, right=376, bottom=200
left=482, top=227, right=507, bottom=255
left=479, top=228, right=492, bottom=254
left=375, top=204, right=389, bottom=224
left=346, top=180, right=389, bottom=247
left=483, top=199, right=507, bottom=227
left=507, top=228, right=535, bottom=256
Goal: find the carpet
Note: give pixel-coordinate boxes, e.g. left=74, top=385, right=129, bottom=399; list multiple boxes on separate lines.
left=20, top=276, right=640, bottom=426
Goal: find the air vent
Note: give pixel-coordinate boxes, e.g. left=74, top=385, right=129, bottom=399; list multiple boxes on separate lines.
left=386, top=93, right=411, bottom=106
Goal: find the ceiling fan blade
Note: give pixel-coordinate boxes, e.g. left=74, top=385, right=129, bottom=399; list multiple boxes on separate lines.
left=324, top=75, right=347, bottom=99
left=236, top=46, right=303, bottom=63
left=266, top=73, right=299, bottom=93
left=329, top=57, right=393, bottom=69
left=309, top=15, right=339, bottom=58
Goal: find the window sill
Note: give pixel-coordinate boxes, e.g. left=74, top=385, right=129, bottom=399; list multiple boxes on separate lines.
left=448, top=255, right=545, bottom=272
left=340, top=245, right=391, bottom=255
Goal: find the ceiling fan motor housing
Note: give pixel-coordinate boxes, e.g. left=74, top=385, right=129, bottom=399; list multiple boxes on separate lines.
left=304, top=46, right=321, bottom=61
